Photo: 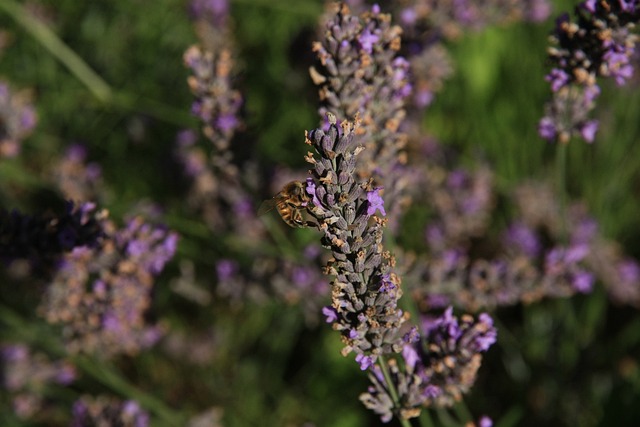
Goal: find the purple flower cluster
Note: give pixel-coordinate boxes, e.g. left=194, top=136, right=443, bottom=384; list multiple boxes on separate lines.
left=304, top=116, right=406, bottom=368
left=424, top=166, right=495, bottom=251
left=71, top=395, right=149, bottom=427
left=407, top=44, right=454, bottom=108
left=299, top=116, right=497, bottom=422
left=311, top=3, right=413, bottom=229
left=0, top=81, right=37, bottom=158
left=0, top=201, right=106, bottom=265
left=360, top=307, right=497, bottom=422
left=1, top=343, right=75, bottom=419
left=538, top=85, right=600, bottom=143
left=184, top=44, right=242, bottom=152
left=414, top=219, right=594, bottom=311
left=185, top=0, right=242, bottom=149
left=39, top=216, right=177, bottom=356
left=541, top=1, right=640, bottom=143
left=394, top=136, right=640, bottom=311
left=51, top=144, right=103, bottom=202
left=515, top=184, right=640, bottom=308
left=311, top=3, right=410, bottom=138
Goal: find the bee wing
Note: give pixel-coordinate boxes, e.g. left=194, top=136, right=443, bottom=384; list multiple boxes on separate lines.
left=257, top=198, right=278, bottom=216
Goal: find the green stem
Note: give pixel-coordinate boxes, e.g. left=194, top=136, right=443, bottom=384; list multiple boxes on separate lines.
left=420, top=409, right=436, bottom=427
left=556, top=141, right=568, bottom=243
left=0, top=0, right=112, bottom=102
left=377, top=356, right=413, bottom=427
left=452, top=400, right=473, bottom=424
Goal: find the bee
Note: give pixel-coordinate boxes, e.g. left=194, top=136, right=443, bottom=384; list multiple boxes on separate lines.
left=258, top=181, right=316, bottom=228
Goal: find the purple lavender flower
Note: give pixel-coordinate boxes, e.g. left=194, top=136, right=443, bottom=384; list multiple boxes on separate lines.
left=304, top=116, right=406, bottom=364
left=360, top=307, right=497, bottom=421
left=322, top=306, right=339, bottom=323
left=0, top=81, right=37, bottom=158
left=406, top=172, right=621, bottom=311
left=52, top=144, right=104, bottom=202
left=310, top=4, right=411, bottom=229
left=544, top=245, right=595, bottom=294
left=548, top=3, right=640, bottom=88
left=546, top=68, right=571, bottom=92
left=216, top=259, right=238, bottom=282
left=539, top=86, right=600, bottom=143
left=538, top=116, right=558, bottom=141
left=39, top=215, right=177, bottom=357
left=184, top=45, right=242, bottom=152
left=503, top=222, right=541, bottom=258
left=71, top=395, right=149, bottom=427
left=542, top=1, right=640, bottom=142
left=1, top=343, right=76, bottom=419
left=366, top=188, right=386, bottom=216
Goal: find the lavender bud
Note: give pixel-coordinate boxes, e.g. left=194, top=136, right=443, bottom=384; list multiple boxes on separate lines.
left=304, top=118, right=405, bottom=361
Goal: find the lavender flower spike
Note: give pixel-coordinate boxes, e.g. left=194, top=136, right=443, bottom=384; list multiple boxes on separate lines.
left=0, top=81, right=37, bottom=158
left=40, top=216, right=178, bottom=357
left=311, top=4, right=411, bottom=223
left=541, top=1, right=640, bottom=143
left=184, top=44, right=242, bottom=152
left=360, top=308, right=497, bottom=421
left=304, top=114, right=406, bottom=365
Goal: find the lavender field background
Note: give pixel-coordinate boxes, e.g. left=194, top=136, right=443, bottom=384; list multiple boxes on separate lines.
left=1, top=0, right=640, bottom=426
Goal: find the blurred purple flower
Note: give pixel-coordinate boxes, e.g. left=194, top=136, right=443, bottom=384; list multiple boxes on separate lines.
left=503, top=222, right=541, bottom=258
left=216, top=259, right=238, bottom=282
left=0, top=80, right=37, bottom=158
left=543, top=0, right=640, bottom=142
left=40, top=215, right=177, bottom=357
left=1, top=344, right=76, bottom=420
left=71, top=395, right=149, bottom=427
